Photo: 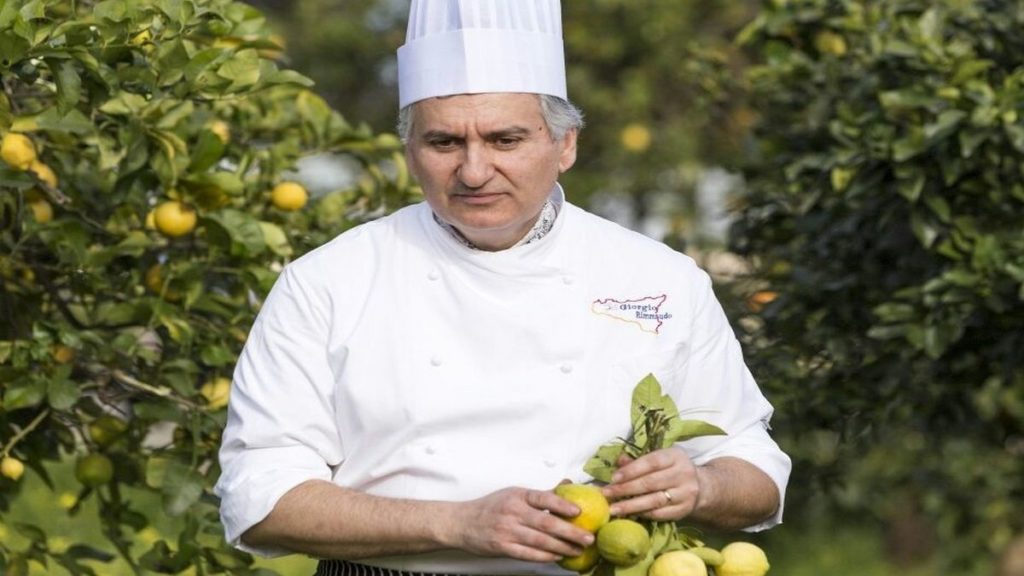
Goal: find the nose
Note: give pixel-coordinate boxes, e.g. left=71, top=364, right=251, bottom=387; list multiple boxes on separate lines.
left=456, top=143, right=494, bottom=189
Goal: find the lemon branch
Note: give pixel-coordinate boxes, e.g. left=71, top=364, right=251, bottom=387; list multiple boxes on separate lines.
left=1, top=408, right=50, bottom=457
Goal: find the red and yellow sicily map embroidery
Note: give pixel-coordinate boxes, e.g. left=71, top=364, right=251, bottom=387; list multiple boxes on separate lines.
left=591, top=295, right=672, bottom=334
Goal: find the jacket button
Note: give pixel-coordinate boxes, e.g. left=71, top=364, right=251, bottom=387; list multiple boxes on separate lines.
left=425, top=446, right=436, bottom=455
left=560, top=364, right=573, bottom=374
left=543, top=459, right=557, bottom=468
left=562, top=276, right=574, bottom=285
left=427, top=271, right=440, bottom=281
left=430, top=356, right=442, bottom=367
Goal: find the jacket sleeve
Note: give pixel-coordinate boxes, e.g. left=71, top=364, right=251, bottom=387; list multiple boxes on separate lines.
left=673, top=268, right=791, bottom=531
left=214, top=265, right=344, bottom=556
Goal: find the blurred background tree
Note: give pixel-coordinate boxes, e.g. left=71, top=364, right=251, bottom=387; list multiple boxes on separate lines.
left=249, top=0, right=760, bottom=251
left=722, top=1, right=1024, bottom=574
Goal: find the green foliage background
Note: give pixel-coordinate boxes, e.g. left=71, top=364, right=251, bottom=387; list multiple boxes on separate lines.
left=724, top=0, right=1024, bottom=573
left=1, top=0, right=415, bottom=573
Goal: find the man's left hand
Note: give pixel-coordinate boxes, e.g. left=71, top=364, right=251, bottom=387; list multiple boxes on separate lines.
left=599, top=447, right=700, bottom=521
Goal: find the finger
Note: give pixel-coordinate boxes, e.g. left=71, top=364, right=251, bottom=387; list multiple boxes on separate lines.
left=527, top=489, right=579, bottom=519
left=612, top=450, right=679, bottom=483
left=529, top=507, right=596, bottom=547
left=642, top=503, right=693, bottom=522
left=603, top=466, right=681, bottom=502
left=607, top=489, right=677, bottom=517
left=520, top=514, right=592, bottom=557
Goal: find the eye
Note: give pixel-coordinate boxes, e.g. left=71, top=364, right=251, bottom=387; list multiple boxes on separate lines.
left=494, top=137, right=521, bottom=149
left=426, top=137, right=459, bottom=151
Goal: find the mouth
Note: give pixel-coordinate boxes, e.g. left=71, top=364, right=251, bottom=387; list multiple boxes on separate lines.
left=452, top=191, right=505, bottom=205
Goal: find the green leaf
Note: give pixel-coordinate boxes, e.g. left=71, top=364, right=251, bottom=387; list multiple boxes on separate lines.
left=3, top=380, right=46, bottom=411
left=261, top=67, right=315, bottom=88
left=583, top=442, right=626, bottom=483
left=0, top=31, right=31, bottom=66
left=631, top=373, right=664, bottom=427
left=99, top=92, right=149, bottom=116
left=217, top=49, right=261, bottom=92
left=200, top=343, right=236, bottom=367
left=923, top=110, right=966, bottom=145
left=163, top=470, right=204, bottom=516
left=63, top=544, right=115, bottom=562
left=667, top=420, right=727, bottom=443
left=47, top=375, right=80, bottom=411
left=187, top=130, right=225, bottom=172
left=204, top=208, right=266, bottom=257
left=911, top=211, right=940, bottom=249
left=258, top=221, right=292, bottom=256
left=47, top=57, right=81, bottom=115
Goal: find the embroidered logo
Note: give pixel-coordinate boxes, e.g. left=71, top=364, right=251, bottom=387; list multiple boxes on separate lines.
left=591, top=294, right=672, bottom=334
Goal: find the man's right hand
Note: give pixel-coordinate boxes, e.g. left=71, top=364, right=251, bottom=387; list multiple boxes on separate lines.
left=445, top=487, right=596, bottom=563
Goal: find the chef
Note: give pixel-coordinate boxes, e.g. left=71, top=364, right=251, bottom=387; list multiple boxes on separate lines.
left=214, top=1, right=791, bottom=575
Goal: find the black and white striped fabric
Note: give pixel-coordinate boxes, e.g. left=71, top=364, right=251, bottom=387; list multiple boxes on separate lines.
left=315, top=560, right=471, bottom=576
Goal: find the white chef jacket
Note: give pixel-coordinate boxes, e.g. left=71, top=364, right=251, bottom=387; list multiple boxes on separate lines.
left=215, top=187, right=791, bottom=575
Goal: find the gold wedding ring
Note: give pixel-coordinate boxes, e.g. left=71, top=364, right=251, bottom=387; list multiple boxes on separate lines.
left=662, top=490, right=673, bottom=503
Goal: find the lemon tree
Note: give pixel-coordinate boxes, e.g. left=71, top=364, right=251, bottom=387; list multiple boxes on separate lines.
left=717, top=0, right=1024, bottom=570
left=0, top=1, right=418, bottom=574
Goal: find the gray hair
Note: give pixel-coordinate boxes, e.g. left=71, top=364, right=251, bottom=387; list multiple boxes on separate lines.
left=396, top=94, right=584, bottom=143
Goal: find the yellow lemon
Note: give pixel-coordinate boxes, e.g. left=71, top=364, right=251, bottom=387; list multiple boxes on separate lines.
left=28, top=199, right=53, bottom=223
left=1, top=132, right=37, bottom=170
left=208, top=120, right=231, bottom=144
left=51, top=344, right=75, bottom=364
left=271, top=181, right=309, bottom=211
left=596, top=519, right=650, bottom=567
left=813, top=30, right=848, bottom=56
left=75, top=453, right=114, bottom=487
left=620, top=123, right=651, bottom=153
left=130, top=29, right=152, bottom=46
left=1, top=456, right=25, bottom=481
left=58, top=491, right=78, bottom=509
left=554, top=483, right=611, bottom=533
left=718, top=542, right=770, bottom=576
left=558, top=544, right=601, bottom=573
left=649, top=550, right=707, bottom=576
left=144, top=264, right=181, bottom=301
left=28, top=160, right=58, bottom=188
left=200, top=377, right=231, bottom=410
left=153, top=200, right=198, bottom=238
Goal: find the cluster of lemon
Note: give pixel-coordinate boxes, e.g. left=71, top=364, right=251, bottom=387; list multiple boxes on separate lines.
left=2, top=129, right=310, bottom=240
left=1, top=132, right=59, bottom=223
left=554, top=484, right=770, bottom=576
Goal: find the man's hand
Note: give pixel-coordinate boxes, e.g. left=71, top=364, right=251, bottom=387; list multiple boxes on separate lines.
left=448, top=487, right=596, bottom=563
left=600, top=452, right=781, bottom=530
left=600, top=447, right=700, bottom=521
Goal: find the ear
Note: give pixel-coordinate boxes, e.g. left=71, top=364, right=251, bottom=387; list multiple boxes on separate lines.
left=557, top=129, right=578, bottom=174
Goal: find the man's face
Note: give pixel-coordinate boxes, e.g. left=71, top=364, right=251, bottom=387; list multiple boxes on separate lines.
left=405, top=93, right=578, bottom=251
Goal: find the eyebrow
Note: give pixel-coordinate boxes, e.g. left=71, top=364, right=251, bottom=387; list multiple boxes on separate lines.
left=420, top=126, right=535, bottom=141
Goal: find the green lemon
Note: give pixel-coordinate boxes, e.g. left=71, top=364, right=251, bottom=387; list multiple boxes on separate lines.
left=595, top=519, right=650, bottom=567
left=75, top=453, right=114, bottom=487
left=88, top=416, right=128, bottom=448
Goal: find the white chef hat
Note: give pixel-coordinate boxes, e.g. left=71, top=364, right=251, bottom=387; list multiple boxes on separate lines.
left=397, top=0, right=567, bottom=108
